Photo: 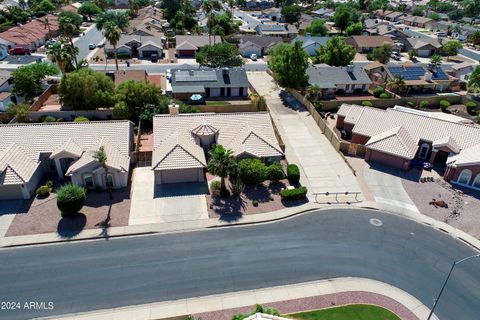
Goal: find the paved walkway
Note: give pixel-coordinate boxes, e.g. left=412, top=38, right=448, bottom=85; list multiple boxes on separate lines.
left=247, top=72, right=363, bottom=201
left=41, top=277, right=437, bottom=320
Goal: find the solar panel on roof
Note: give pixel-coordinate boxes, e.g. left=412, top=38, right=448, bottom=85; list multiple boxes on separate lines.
left=389, top=66, right=426, bottom=80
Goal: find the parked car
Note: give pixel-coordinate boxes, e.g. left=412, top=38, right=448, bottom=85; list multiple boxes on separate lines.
left=96, top=41, right=105, bottom=48
left=88, top=43, right=96, bottom=50
left=151, top=54, right=158, bottom=63
left=8, top=47, right=31, bottom=55
left=436, top=32, right=447, bottom=38
left=250, top=53, right=258, bottom=61
left=391, top=51, right=401, bottom=60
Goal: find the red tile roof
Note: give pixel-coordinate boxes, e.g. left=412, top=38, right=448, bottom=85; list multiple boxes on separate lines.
left=0, top=14, right=60, bottom=47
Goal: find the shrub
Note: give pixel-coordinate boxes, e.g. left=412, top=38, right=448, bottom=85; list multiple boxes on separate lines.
left=419, top=100, right=429, bottom=109
left=237, top=158, right=267, bottom=185
left=230, top=178, right=245, bottom=197
left=313, top=101, right=323, bottom=111
left=406, top=101, right=415, bottom=107
left=210, top=180, right=221, bottom=195
left=42, top=115, right=57, bottom=123
left=252, top=199, right=259, bottom=207
left=440, top=99, right=450, bottom=112
left=372, top=87, right=384, bottom=97
left=73, top=116, right=89, bottom=122
left=46, top=180, right=54, bottom=188
left=287, top=164, right=300, bottom=185
left=379, top=92, right=391, bottom=99
left=466, top=101, right=477, bottom=114
left=56, top=184, right=86, bottom=217
left=361, top=100, right=373, bottom=107
left=36, top=185, right=50, bottom=198
left=266, top=162, right=284, bottom=182
left=280, top=186, right=308, bottom=201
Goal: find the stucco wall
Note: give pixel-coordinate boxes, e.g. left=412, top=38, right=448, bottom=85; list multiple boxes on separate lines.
left=366, top=149, right=410, bottom=170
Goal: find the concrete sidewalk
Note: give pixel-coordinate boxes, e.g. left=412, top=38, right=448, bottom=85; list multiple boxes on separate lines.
left=40, top=277, right=438, bottom=320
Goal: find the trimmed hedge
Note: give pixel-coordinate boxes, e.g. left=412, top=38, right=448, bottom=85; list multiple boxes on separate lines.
left=56, top=184, right=86, bottom=217
left=419, top=100, right=429, bottom=109
left=379, top=92, right=391, bottom=99
left=238, top=158, right=267, bottom=185
left=440, top=99, right=450, bottom=112
left=73, top=116, right=89, bottom=122
left=287, top=164, right=300, bottom=185
left=36, top=185, right=50, bottom=198
left=280, top=186, right=308, bottom=201
left=372, top=87, right=384, bottom=97
left=361, top=100, right=373, bottom=107
left=266, top=162, right=284, bottom=182
left=466, top=101, right=477, bottom=114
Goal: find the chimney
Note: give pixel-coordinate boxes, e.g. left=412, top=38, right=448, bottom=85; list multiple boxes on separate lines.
left=168, top=104, right=179, bottom=115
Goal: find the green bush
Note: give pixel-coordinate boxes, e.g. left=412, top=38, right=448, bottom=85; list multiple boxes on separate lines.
left=46, top=180, right=54, bottom=188
left=210, top=180, right=221, bottom=195
left=379, top=92, right=391, bottom=99
left=287, top=164, right=300, bottom=185
left=419, top=100, right=429, bottom=109
left=56, top=184, right=86, bottom=217
left=230, top=178, right=245, bottom=197
left=313, top=101, right=323, bottom=111
left=42, top=115, right=57, bottom=123
left=36, top=185, right=50, bottom=198
left=466, top=101, right=477, bottom=114
left=252, top=199, right=259, bottom=207
left=440, top=100, right=450, bottom=112
left=361, top=100, right=373, bottom=107
left=406, top=101, right=415, bottom=107
left=73, top=116, right=89, bottom=122
left=372, top=87, right=384, bottom=97
left=237, top=158, right=267, bottom=185
left=280, top=186, right=308, bottom=201
left=266, top=162, right=284, bottom=182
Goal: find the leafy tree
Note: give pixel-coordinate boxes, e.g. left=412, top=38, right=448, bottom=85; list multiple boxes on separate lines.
left=161, top=0, right=182, bottom=21
left=468, top=30, right=480, bottom=45
left=102, top=21, right=121, bottom=70
left=196, top=43, right=243, bottom=67
left=237, top=158, right=267, bottom=185
left=412, top=8, right=424, bottom=16
left=59, top=14, right=81, bottom=67
left=305, top=19, right=327, bottom=36
left=428, top=13, right=440, bottom=21
left=93, top=146, right=113, bottom=199
left=333, top=5, right=358, bottom=32
left=94, top=0, right=109, bottom=10
left=386, top=74, right=405, bottom=94
left=281, top=5, right=301, bottom=24
left=468, top=65, right=480, bottom=93
left=345, top=22, right=363, bottom=36
left=12, top=62, right=59, bottom=101
left=448, top=9, right=463, bottom=21
left=368, top=0, right=389, bottom=11
left=59, top=10, right=83, bottom=30
left=95, top=11, right=130, bottom=31
left=114, top=80, right=167, bottom=125
left=58, top=68, right=115, bottom=110
left=268, top=41, right=309, bottom=89
left=34, top=0, right=56, bottom=13
left=430, top=54, right=442, bottom=66
left=371, top=43, right=393, bottom=64
left=464, top=0, right=480, bottom=17
left=408, top=49, right=417, bottom=61
left=78, top=2, right=102, bottom=21
left=56, top=184, right=86, bottom=217
left=313, top=36, right=356, bottom=66
left=442, top=40, right=463, bottom=59
left=207, top=145, right=236, bottom=197
left=305, top=84, right=321, bottom=101
left=7, top=103, right=30, bottom=122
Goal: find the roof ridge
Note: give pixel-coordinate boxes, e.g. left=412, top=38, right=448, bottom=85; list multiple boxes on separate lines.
left=3, top=163, right=26, bottom=183
left=0, top=120, right=133, bottom=128
left=388, top=108, right=480, bottom=130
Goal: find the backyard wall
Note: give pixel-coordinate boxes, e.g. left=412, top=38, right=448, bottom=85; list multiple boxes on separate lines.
left=30, top=84, right=57, bottom=112
left=196, top=102, right=260, bottom=113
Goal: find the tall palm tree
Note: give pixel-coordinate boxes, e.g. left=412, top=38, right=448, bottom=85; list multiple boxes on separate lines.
left=46, top=41, right=72, bottom=74
left=201, top=0, right=213, bottom=15
left=93, top=146, right=113, bottom=200
left=207, top=145, right=236, bottom=197
left=103, top=21, right=121, bottom=71
left=430, top=54, right=442, bottom=67
left=59, top=17, right=79, bottom=67
left=206, top=13, right=217, bottom=45
left=227, top=0, right=235, bottom=15
left=305, top=84, right=321, bottom=102
left=95, top=11, right=130, bottom=32
left=43, top=17, right=52, bottom=40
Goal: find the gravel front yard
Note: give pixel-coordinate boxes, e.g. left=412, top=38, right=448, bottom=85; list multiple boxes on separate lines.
left=402, top=178, right=480, bottom=239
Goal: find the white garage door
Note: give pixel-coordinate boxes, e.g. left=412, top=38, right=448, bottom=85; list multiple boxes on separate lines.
left=0, top=185, right=22, bottom=200
left=159, top=168, right=202, bottom=184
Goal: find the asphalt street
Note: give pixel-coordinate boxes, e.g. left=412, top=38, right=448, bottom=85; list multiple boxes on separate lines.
left=74, top=26, right=103, bottom=62
left=0, top=209, right=479, bottom=320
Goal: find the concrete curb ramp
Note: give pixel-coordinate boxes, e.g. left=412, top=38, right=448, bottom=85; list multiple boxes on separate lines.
left=38, top=277, right=439, bottom=320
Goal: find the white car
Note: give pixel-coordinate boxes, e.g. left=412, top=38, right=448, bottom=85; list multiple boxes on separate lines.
left=250, top=53, right=258, bottom=61
left=88, top=43, right=96, bottom=50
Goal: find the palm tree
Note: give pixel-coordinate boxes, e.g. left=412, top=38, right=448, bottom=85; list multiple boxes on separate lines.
left=103, top=21, right=121, bottom=71
left=59, top=17, right=79, bottom=67
left=207, top=145, right=236, bottom=197
left=227, top=0, right=235, bottom=15
left=430, top=54, right=442, bottom=67
left=47, top=41, right=72, bottom=74
left=201, top=0, right=213, bottom=15
left=95, top=11, right=130, bottom=32
left=206, top=13, right=217, bottom=45
left=93, top=146, right=113, bottom=200
left=305, top=84, right=321, bottom=102
left=386, top=75, right=405, bottom=94
left=43, top=17, right=52, bottom=40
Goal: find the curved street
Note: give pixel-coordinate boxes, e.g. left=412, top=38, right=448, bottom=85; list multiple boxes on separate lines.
left=0, top=208, right=479, bottom=320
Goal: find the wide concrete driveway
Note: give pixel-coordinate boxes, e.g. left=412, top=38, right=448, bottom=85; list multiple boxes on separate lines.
left=0, top=200, right=22, bottom=237
left=129, top=167, right=209, bottom=225
left=248, top=72, right=362, bottom=200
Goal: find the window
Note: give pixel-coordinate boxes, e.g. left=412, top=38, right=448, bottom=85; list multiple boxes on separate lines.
left=473, top=174, right=480, bottom=189
left=104, top=174, right=114, bottom=188
left=83, top=175, right=95, bottom=189
left=457, top=169, right=472, bottom=185
left=418, top=143, right=430, bottom=160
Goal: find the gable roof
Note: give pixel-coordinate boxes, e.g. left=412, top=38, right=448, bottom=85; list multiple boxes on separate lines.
left=307, top=64, right=372, bottom=87
left=346, top=35, right=394, bottom=48
left=293, top=36, right=329, bottom=48
left=175, top=35, right=221, bottom=50
left=0, top=14, right=59, bottom=46
left=0, top=143, right=40, bottom=185
left=366, top=126, right=417, bottom=159
left=153, top=113, right=283, bottom=170
left=238, top=35, right=282, bottom=49
left=171, top=67, right=249, bottom=93
left=405, top=37, right=441, bottom=50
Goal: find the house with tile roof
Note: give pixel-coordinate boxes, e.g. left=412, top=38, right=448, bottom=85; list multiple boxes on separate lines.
left=336, top=104, right=480, bottom=191
left=168, top=67, right=249, bottom=100
left=345, top=35, right=395, bottom=53
left=152, top=112, right=283, bottom=184
left=307, top=64, right=372, bottom=97
left=401, top=37, right=441, bottom=57
left=237, top=35, right=282, bottom=57
left=104, top=34, right=163, bottom=59
left=0, top=121, right=133, bottom=200
left=384, top=64, right=456, bottom=93
left=255, top=23, right=298, bottom=38
left=401, top=15, right=434, bottom=28
left=175, top=35, right=222, bottom=57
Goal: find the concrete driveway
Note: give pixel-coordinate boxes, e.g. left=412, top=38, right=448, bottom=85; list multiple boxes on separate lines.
left=248, top=72, right=363, bottom=201
left=0, top=200, right=22, bottom=237
left=129, top=167, right=209, bottom=225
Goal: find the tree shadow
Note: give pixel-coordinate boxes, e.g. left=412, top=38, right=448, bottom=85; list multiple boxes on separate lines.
left=210, top=196, right=246, bottom=222
left=57, top=213, right=87, bottom=239
left=243, top=184, right=272, bottom=203
left=368, top=161, right=422, bottom=182
left=95, top=204, right=112, bottom=240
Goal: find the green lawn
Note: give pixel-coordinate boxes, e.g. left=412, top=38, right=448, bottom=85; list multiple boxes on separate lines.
left=288, top=304, right=401, bottom=320
left=205, top=101, right=232, bottom=106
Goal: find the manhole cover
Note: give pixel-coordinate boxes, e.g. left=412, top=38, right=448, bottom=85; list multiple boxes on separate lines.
left=369, top=218, right=383, bottom=227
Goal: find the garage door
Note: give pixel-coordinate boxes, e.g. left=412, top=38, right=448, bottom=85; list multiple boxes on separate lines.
left=141, top=50, right=158, bottom=58
left=0, top=184, right=22, bottom=200
left=159, top=168, right=202, bottom=184
left=178, top=49, right=195, bottom=57
left=368, top=150, right=407, bottom=169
